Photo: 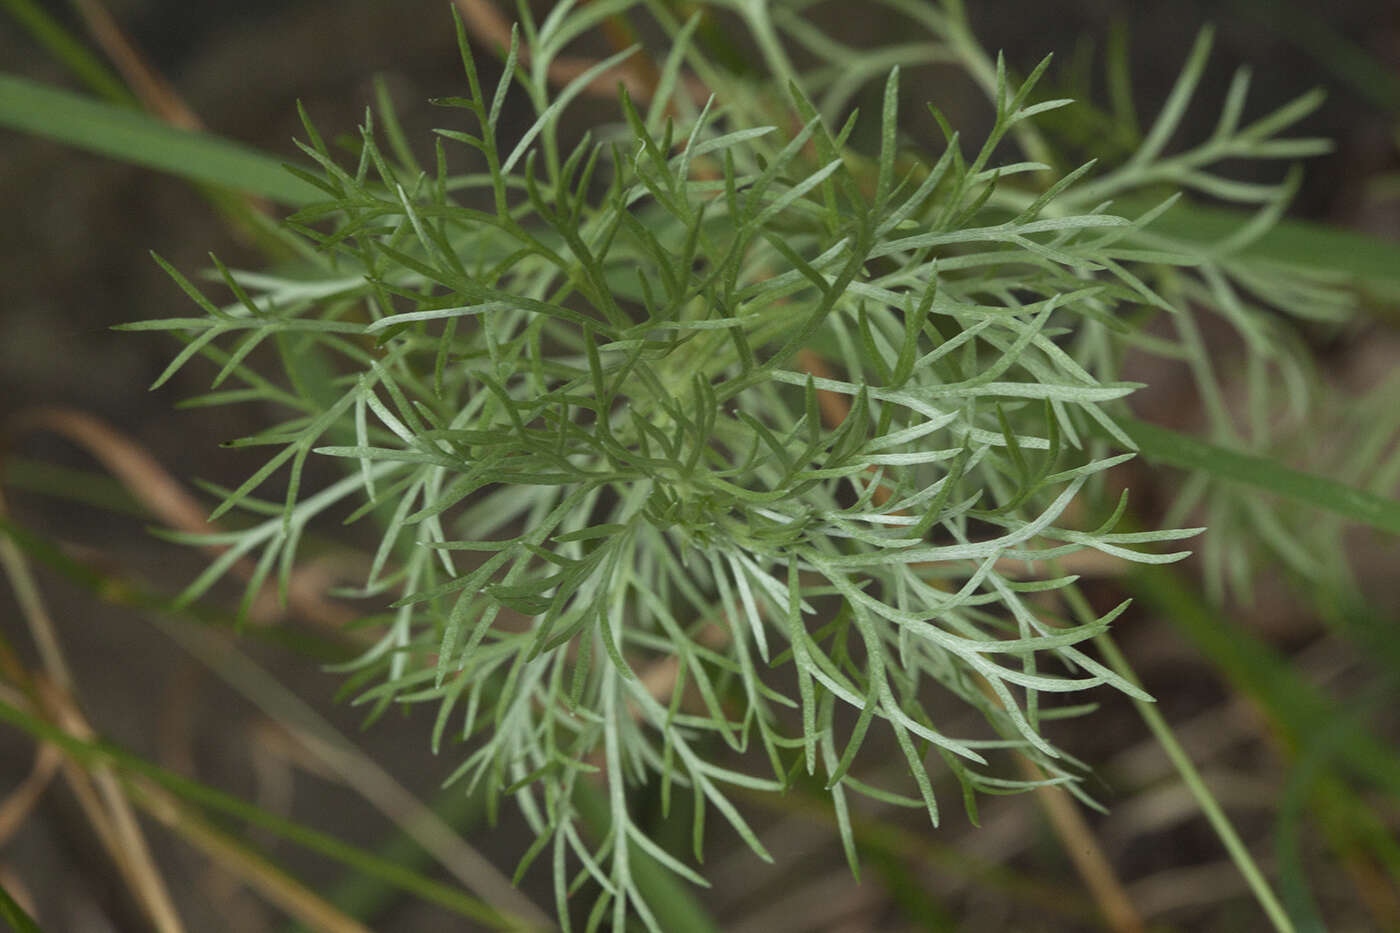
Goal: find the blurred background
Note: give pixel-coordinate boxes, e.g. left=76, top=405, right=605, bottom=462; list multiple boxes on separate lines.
left=1, top=1, right=1398, bottom=930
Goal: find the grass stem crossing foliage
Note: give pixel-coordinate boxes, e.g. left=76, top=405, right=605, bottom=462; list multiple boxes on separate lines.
left=127, top=2, right=1346, bottom=927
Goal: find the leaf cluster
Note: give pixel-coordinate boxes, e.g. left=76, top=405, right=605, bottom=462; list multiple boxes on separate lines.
left=126, top=1, right=1354, bottom=927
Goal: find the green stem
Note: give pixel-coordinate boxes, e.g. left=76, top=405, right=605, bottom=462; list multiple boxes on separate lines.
left=1060, top=584, right=1297, bottom=932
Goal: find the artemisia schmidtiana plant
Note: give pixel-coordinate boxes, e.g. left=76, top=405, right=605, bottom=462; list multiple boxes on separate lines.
left=127, top=1, right=1347, bottom=927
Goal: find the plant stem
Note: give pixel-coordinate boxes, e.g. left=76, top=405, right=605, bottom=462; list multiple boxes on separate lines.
left=1061, top=584, right=1297, bottom=933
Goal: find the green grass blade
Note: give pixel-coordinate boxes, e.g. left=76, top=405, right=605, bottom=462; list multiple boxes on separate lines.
left=287, top=784, right=489, bottom=931
left=0, top=515, right=353, bottom=661
left=1229, top=0, right=1400, bottom=114
left=1120, top=416, right=1400, bottom=536
left=1123, top=195, right=1400, bottom=295
left=1, top=0, right=134, bottom=104
left=1092, top=627, right=1297, bottom=933
left=0, top=75, right=321, bottom=205
left=4, top=457, right=146, bottom=516
left=1125, top=565, right=1400, bottom=796
left=0, top=698, right=519, bottom=928
left=0, top=878, right=44, bottom=933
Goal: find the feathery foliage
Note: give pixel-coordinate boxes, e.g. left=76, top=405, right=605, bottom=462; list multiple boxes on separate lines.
left=125, top=1, right=1351, bottom=927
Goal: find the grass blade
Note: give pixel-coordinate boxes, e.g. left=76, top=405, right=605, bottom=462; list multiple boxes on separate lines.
left=2, top=0, right=134, bottom=104
left=1120, top=416, right=1400, bottom=536
left=0, top=879, right=43, bottom=933
left=1123, top=195, right=1400, bottom=295
left=0, top=75, right=320, bottom=205
left=0, top=698, right=519, bottom=927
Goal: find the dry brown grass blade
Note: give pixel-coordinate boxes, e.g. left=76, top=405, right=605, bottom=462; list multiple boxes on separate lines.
left=970, top=666, right=1144, bottom=933
left=0, top=688, right=378, bottom=932
left=129, top=776, right=378, bottom=933
left=4, top=407, right=552, bottom=928
left=9, top=408, right=207, bottom=542
left=0, top=518, right=385, bottom=932
left=0, top=742, right=61, bottom=847
left=0, top=494, right=77, bottom=692
left=65, top=0, right=274, bottom=225
left=0, top=865, right=38, bottom=924
left=0, top=683, right=150, bottom=922
left=1016, top=754, right=1146, bottom=933
left=0, top=485, right=187, bottom=931
left=5, top=406, right=357, bottom=628
left=2, top=424, right=554, bottom=931
left=155, top=617, right=557, bottom=931
left=0, top=639, right=184, bottom=931
left=69, top=0, right=203, bottom=130
left=38, top=678, right=188, bottom=933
